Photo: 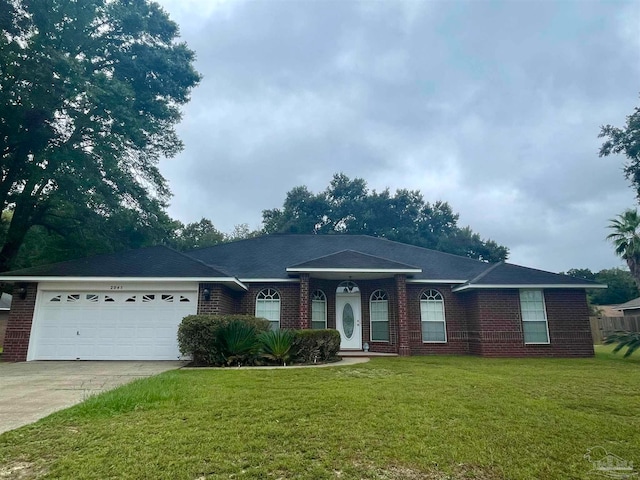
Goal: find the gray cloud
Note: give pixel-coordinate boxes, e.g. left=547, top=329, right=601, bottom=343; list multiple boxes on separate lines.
left=158, top=0, right=639, bottom=272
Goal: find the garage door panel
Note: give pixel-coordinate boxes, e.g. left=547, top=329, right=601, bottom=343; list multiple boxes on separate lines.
left=31, top=288, right=197, bottom=360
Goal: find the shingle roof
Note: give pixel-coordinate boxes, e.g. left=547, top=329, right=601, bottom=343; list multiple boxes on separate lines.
left=0, top=234, right=607, bottom=290
left=452, top=261, right=604, bottom=291
left=287, top=250, right=421, bottom=271
left=187, top=234, right=487, bottom=281
left=0, top=245, right=229, bottom=278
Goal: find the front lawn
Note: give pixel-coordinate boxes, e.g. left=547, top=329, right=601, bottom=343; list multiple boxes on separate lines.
left=1, top=350, right=639, bottom=479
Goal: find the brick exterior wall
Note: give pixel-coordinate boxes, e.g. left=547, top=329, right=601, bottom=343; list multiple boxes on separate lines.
left=461, top=289, right=594, bottom=357
left=239, top=283, right=301, bottom=329
left=395, top=275, right=410, bottom=356
left=407, top=284, right=470, bottom=355
left=3, top=283, right=37, bottom=362
left=299, top=274, right=310, bottom=329
left=197, top=283, right=240, bottom=315
left=3, top=280, right=594, bottom=362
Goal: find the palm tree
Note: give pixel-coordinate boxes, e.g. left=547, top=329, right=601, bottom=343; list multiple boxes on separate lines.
left=607, top=209, right=640, bottom=286
left=606, top=209, right=640, bottom=357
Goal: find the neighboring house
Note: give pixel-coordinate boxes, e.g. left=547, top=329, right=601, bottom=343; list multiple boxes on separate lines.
left=593, top=304, right=622, bottom=317
left=613, top=297, right=640, bottom=316
left=0, top=293, right=11, bottom=349
left=0, top=235, right=604, bottom=362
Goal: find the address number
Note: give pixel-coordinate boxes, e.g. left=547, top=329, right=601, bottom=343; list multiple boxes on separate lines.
left=110, top=285, right=124, bottom=290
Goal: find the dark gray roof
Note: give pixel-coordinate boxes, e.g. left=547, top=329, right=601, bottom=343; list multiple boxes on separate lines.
left=0, top=246, right=229, bottom=278
left=287, top=250, right=421, bottom=271
left=455, top=262, right=604, bottom=289
left=0, top=234, right=606, bottom=289
left=187, top=234, right=488, bottom=281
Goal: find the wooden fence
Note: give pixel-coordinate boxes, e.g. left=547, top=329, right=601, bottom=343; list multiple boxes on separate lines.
left=590, top=315, right=640, bottom=343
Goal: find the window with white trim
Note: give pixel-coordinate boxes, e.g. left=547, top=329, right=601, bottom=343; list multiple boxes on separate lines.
left=311, top=290, right=327, bottom=329
left=519, top=290, right=550, bottom=344
left=420, top=289, right=447, bottom=343
left=256, top=288, right=281, bottom=331
left=370, top=290, right=389, bottom=342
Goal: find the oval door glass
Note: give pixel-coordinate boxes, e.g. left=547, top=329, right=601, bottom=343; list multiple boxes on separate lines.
left=343, top=303, right=354, bottom=339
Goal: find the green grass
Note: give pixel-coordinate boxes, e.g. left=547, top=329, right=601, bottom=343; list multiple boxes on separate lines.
left=1, top=350, right=639, bottom=479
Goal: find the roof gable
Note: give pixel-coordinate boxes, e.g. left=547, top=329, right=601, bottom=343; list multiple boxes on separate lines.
left=287, top=250, right=421, bottom=271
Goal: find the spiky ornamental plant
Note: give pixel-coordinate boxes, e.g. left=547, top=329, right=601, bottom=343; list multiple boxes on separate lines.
left=218, top=321, right=260, bottom=367
left=258, top=329, right=295, bottom=366
left=603, top=331, right=640, bottom=358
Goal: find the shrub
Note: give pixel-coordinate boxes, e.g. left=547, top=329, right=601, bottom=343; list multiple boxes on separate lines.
left=218, top=320, right=261, bottom=366
left=177, top=315, right=271, bottom=366
left=259, top=329, right=295, bottom=366
left=293, top=329, right=341, bottom=364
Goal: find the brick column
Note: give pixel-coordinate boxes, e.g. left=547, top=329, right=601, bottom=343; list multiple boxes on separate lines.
left=299, top=273, right=310, bottom=329
left=395, top=274, right=410, bottom=356
left=4, top=283, right=37, bottom=362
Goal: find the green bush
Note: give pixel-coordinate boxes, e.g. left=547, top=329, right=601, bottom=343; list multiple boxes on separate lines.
left=259, top=329, right=295, bottom=366
left=219, top=320, right=261, bottom=366
left=293, top=329, right=341, bottom=364
left=177, top=315, right=271, bottom=366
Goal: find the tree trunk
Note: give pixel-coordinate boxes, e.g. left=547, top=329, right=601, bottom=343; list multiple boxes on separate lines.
left=0, top=177, right=44, bottom=272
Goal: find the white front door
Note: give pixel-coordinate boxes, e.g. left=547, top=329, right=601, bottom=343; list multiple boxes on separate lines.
left=336, top=293, right=362, bottom=350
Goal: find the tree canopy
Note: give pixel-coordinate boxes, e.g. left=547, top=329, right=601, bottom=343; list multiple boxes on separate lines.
left=565, top=267, right=639, bottom=305
left=600, top=100, right=640, bottom=198
left=0, top=0, right=200, bottom=271
left=262, top=173, right=508, bottom=262
left=606, top=209, right=640, bottom=287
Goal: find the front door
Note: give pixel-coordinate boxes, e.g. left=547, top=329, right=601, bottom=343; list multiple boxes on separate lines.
left=336, top=293, right=362, bottom=350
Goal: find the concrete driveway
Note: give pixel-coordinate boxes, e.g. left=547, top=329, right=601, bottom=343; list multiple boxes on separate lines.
left=0, top=361, right=184, bottom=434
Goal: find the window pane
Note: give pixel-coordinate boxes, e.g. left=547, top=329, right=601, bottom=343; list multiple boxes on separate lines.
left=257, top=297, right=280, bottom=330
left=371, top=321, right=389, bottom=341
left=312, top=299, right=326, bottom=328
left=312, top=321, right=325, bottom=330
left=523, top=321, right=549, bottom=343
left=422, top=321, right=445, bottom=342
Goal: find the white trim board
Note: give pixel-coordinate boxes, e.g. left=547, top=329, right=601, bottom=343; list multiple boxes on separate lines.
left=452, top=283, right=607, bottom=292
left=0, top=276, right=248, bottom=291
left=286, top=268, right=422, bottom=274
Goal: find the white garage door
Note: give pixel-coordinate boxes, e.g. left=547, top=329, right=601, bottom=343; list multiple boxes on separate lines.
left=30, top=288, right=198, bottom=360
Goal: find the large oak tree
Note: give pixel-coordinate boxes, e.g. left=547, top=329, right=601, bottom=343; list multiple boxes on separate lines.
left=0, top=0, right=200, bottom=271
left=263, top=173, right=509, bottom=262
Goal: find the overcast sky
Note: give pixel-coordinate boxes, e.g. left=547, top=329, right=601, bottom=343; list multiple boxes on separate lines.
left=154, top=0, right=639, bottom=273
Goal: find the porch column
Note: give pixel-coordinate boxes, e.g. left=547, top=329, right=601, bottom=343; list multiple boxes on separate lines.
left=395, top=274, right=410, bottom=356
left=299, top=273, right=310, bottom=329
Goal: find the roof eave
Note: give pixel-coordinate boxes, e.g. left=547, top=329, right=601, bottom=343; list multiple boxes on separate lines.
left=452, top=283, right=608, bottom=292
left=0, top=276, right=249, bottom=291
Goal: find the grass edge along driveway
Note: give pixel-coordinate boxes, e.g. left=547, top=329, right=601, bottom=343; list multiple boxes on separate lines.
left=1, top=346, right=638, bottom=480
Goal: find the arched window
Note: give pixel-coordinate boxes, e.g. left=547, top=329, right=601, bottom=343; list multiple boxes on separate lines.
left=256, top=288, right=281, bottom=331
left=336, top=281, right=360, bottom=293
left=420, top=289, right=446, bottom=343
left=370, top=290, right=389, bottom=342
left=311, top=290, right=327, bottom=329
